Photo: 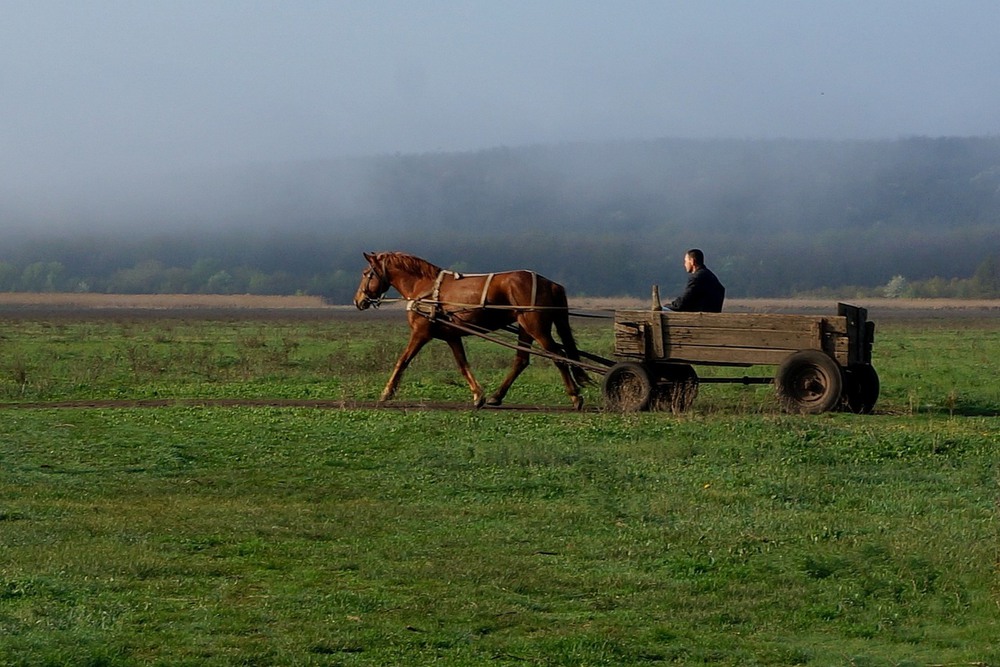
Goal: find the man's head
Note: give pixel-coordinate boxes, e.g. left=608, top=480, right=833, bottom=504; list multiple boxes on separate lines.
left=684, top=248, right=705, bottom=273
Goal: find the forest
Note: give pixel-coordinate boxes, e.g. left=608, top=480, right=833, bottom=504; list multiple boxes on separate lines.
left=3, top=136, right=999, bottom=303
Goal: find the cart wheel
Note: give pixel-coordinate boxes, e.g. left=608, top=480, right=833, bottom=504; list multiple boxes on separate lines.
left=840, top=365, right=880, bottom=414
left=602, top=362, right=654, bottom=412
left=775, top=350, right=843, bottom=414
left=653, top=364, right=699, bottom=413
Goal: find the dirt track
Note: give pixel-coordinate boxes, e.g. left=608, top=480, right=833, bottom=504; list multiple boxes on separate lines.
left=0, top=398, right=595, bottom=412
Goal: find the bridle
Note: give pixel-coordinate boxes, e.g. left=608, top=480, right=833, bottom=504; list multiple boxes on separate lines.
left=358, top=263, right=391, bottom=309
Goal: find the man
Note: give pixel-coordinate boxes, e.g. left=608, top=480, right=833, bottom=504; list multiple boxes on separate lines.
left=666, top=248, right=725, bottom=312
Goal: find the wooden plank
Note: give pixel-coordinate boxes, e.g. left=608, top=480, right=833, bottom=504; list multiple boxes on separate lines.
left=837, top=302, right=871, bottom=366
left=613, top=309, right=854, bottom=368
left=663, top=326, right=826, bottom=350
left=616, top=339, right=832, bottom=367
left=832, top=336, right=850, bottom=367
left=614, top=322, right=647, bottom=357
left=615, top=310, right=848, bottom=335
left=650, top=345, right=797, bottom=366
left=648, top=315, right=665, bottom=359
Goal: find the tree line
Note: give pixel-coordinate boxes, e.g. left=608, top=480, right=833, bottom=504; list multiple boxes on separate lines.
left=4, top=239, right=997, bottom=304
left=3, top=136, right=1000, bottom=302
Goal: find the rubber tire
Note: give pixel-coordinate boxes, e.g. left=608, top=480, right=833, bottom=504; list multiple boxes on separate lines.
left=840, top=365, right=880, bottom=414
left=602, top=362, right=654, bottom=412
left=653, top=364, right=699, bottom=413
left=775, top=350, right=844, bottom=414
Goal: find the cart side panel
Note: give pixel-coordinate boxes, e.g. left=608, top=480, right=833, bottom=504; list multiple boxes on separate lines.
left=837, top=302, right=873, bottom=366
left=614, top=310, right=850, bottom=366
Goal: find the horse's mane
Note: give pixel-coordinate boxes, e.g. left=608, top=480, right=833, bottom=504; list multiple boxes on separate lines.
left=379, top=252, right=442, bottom=280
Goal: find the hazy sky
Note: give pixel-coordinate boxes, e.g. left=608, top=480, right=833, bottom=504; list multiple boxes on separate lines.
left=4, top=0, right=1000, bottom=194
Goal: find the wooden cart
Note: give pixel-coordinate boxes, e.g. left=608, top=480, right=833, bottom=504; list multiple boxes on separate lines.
left=603, top=303, right=878, bottom=414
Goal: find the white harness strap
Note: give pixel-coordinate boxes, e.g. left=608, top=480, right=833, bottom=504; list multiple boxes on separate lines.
left=407, top=269, right=458, bottom=317
left=479, top=273, right=495, bottom=307
left=408, top=269, right=538, bottom=314
left=476, top=270, right=536, bottom=308
left=478, top=271, right=537, bottom=308
left=431, top=270, right=460, bottom=303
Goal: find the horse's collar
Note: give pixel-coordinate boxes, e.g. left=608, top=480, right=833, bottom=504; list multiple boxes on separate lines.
left=406, top=270, right=461, bottom=318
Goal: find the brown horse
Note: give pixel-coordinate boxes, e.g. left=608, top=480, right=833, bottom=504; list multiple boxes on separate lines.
left=354, top=251, right=590, bottom=409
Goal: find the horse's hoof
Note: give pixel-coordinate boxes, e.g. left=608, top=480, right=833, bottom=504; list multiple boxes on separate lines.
left=485, top=396, right=502, bottom=407
left=473, top=396, right=486, bottom=409
left=572, top=396, right=585, bottom=411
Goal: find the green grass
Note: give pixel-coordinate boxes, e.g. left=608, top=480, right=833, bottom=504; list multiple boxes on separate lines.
left=0, top=312, right=998, bottom=665
left=2, top=313, right=998, bottom=415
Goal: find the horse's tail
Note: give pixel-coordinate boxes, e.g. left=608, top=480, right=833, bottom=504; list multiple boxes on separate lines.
left=552, top=286, right=593, bottom=387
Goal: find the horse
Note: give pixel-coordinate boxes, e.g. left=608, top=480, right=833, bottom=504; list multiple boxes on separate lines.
left=353, top=251, right=591, bottom=410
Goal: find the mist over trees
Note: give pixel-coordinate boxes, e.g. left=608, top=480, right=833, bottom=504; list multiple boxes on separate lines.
left=2, top=136, right=999, bottom=303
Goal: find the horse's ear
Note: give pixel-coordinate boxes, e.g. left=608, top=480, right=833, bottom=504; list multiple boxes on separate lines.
left=363, top=252, right=375, bottom=264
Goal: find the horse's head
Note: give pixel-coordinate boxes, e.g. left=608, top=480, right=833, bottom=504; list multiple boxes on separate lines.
left=354, top=252, right=391, bottom=310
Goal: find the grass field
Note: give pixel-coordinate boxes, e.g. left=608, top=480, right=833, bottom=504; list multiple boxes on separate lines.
left=1, top=306, right=997, bottom=665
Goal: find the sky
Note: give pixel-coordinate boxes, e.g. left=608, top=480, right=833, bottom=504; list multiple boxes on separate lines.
left=3, top=0, right=1000, bottom=214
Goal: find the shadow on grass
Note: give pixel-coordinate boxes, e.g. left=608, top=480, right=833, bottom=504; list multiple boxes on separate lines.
left=949, top=402, right=1000, bottom=417
left=902, top=400, right=1000, bottom=418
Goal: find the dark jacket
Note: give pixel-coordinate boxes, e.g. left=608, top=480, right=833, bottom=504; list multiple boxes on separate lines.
left=669, top=266, right=725, bottom=312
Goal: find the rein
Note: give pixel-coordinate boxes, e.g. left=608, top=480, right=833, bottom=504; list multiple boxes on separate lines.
left=430, top=314, right=612, bottom=374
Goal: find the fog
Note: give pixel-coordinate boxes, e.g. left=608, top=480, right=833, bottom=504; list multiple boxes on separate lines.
left=3, top=1, right=1000, bottom=234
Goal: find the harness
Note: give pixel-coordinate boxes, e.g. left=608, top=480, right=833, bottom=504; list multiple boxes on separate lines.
left=361, top=262, right=392, bottom=309
left=407, top=270, right=538, bottom=321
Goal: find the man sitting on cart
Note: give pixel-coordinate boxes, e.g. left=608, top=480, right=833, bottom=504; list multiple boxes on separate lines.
left=665, top=248, right=725, bottom=312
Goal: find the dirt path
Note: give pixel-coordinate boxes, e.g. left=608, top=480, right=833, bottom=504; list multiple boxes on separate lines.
left=0, top=398, right=595, bottom=412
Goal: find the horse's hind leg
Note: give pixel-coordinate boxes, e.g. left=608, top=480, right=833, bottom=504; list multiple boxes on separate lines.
left=445, top=338, right=485, bottom=408
left=487, top=328, right=532, bottom=407
left=522, top=318, right=584, bottom=410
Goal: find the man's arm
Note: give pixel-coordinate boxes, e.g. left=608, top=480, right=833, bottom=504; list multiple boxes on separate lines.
left=669, top=273, right=700, bottom=311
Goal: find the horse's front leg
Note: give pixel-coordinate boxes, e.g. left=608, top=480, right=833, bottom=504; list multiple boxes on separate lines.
left=380, top=331, right=430, bottom=402
left=445, top=338, right=485, bottom=408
